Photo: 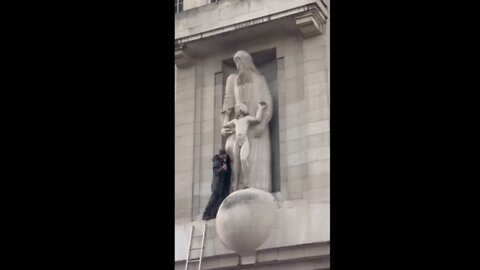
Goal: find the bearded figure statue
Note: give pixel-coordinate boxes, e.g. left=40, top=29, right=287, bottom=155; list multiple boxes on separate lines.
left=221, top=50, right=273, bottom=193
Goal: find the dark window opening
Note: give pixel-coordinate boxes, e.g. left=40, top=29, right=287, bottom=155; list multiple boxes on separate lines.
left=174, top=0, right=183, bottom=13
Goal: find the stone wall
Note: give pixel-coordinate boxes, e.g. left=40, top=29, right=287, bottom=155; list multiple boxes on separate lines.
left=175, top=0, right=326, bottom=40
left=175, top=241, right=329, bottom=269
left=175, top=0, right=330, bottom=267
left=183, top=0, right=210, bottom=11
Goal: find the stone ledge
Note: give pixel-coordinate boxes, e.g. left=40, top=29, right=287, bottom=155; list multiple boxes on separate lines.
left=175, top=201, right=329, bottom=261
left=258, top=242, right=329, bottom=263
left=175, top=242, right=330, bottom=270
left=175, top=2, right=327, bottom=47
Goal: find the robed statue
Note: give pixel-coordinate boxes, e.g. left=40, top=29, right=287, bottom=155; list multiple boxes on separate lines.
left=221, top=50, right=273, bottom=193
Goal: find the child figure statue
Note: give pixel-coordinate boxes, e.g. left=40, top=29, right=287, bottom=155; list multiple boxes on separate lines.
left=223, top=101, right=267, bottom=190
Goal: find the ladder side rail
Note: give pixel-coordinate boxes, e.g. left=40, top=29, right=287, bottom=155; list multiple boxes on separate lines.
left=184, top=226, right=194, bottom=270
left=198, top=223, right=207, bottom=270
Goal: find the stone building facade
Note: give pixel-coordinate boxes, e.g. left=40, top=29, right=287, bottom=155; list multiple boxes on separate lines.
left=175, top=0, right=330, bottom=269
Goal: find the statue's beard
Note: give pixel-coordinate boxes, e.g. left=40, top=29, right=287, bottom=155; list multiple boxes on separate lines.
left=237, top=70, right=252, bottom=86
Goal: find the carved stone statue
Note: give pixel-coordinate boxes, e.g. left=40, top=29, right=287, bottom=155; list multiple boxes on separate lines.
left=223, top=102, right=267, bottom=190
left=221, top=50, right=273, bottom=192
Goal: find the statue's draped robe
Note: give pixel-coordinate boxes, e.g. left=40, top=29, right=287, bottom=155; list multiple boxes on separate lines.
left=223, top=72, right=273, bottom=192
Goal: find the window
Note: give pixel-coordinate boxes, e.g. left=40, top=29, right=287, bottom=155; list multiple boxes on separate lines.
left=174, top=0, right=183, bottom=13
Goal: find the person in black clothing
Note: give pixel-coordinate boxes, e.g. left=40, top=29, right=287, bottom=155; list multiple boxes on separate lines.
left=202, top=149, right=231, bottom=220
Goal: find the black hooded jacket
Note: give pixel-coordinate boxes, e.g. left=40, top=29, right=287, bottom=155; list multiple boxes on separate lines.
left=211, top=154, right=231, bottom=196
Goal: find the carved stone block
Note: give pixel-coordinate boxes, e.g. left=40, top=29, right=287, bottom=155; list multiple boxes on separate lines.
left=295, top=10, right=326, bottom=37
left=175, top=44, right=194, bottom=68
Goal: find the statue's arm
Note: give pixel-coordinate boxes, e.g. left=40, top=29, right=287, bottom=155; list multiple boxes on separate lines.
left=249, top=102, right=266, bottom=124
left=223, top=119, right=236, bottom=128
left=222, top=108, right=233, bottom=125
left=221, top=75, right=236, bottom=136
left=222, top=74, right=236, bottom=113
left=254, top=77, right=273, bottom=137
left=260, top=77, right=273, bottom=123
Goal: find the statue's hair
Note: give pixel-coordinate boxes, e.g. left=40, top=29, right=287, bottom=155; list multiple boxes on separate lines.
left=234, top=50, right=260, bottom=74
left=234, top=103, right=249, bottom=117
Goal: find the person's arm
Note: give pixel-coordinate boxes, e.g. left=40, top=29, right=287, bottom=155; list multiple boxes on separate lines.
left=213, top=158, right=226, bottom=175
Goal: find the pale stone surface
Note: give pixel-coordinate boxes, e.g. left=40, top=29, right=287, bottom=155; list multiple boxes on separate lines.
left=175, top=1, right=330, bottom=268
left=240, top=254, right=256, bottom=265
left=286, top=125, right=302, bottom=141
left=288, top=162, right=308, bottom=178
left=287, top=151, right=305, bottom=167
left=176, top=0, right=326, bottom=41
left=304, top=82, right=328, bottom=98
left=175, top=199, right=330, bottom=261
left=295, top=12, right=323, bottom=37
left=304, top=57, right=328, bottom=73
left=216, top=188, right=276, bottom=255
left=175, top=172, right=192, bottom=196
left=307, top=158, right=329, bottom=177
left=219, top=0, right=250, bottom=20
left=286, top=138, right=306, bottom=154
left=175, top=111, right=196, bottom=126
left=175, top=224, right=188, bottom=259
left=306, top=146, right=329, bottom=162
left=183, top=0, right=209, bottom=11
left=217, top=255, right=240, bottom=268
left=304, top=70, right=328, bottom=85
left=256, top=248, right=278, bottom=263
left=305, top=120, right=329, bottom=136
left=305, top=187, right=330, bottom=203
left=287, top=179, right=303, bottom=194
left=177, top=255, right=329, bottom=270
left=222, top=50, right=273, bottom=192
left=303, top=46, right=328, bottom=63
left=175, top=45, right=194, bottom=68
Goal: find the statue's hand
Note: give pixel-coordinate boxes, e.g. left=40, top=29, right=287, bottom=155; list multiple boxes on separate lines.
left=258, top=101, right=267, bottom=109
left=254, top=124, right=265, bottom=138
left=221, top=127, right=234, bottom=136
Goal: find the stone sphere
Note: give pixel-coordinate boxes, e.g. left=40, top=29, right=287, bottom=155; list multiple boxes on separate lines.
left=215, top=188, right=276, bottom=255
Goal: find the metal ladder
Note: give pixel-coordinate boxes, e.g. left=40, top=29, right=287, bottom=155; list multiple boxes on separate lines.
left=185, top=222, right=207, bottom=270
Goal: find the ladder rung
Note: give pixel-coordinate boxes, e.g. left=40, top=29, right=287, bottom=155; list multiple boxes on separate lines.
left=189, top=258, right=200, bottom=263
left=192, top=235, right=203, bottom=238
left=190, top=247, right=202, bottom=250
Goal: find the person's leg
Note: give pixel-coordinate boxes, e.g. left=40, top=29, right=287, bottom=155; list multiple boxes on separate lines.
left=222, top=172, right=231, bottom=198
left=210, top=195, right=225, bottom=219
left=202, top=193, right=218, bottom=220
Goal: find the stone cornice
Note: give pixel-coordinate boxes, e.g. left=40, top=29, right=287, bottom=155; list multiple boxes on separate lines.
left=174, top=2, right=327, bottom=48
